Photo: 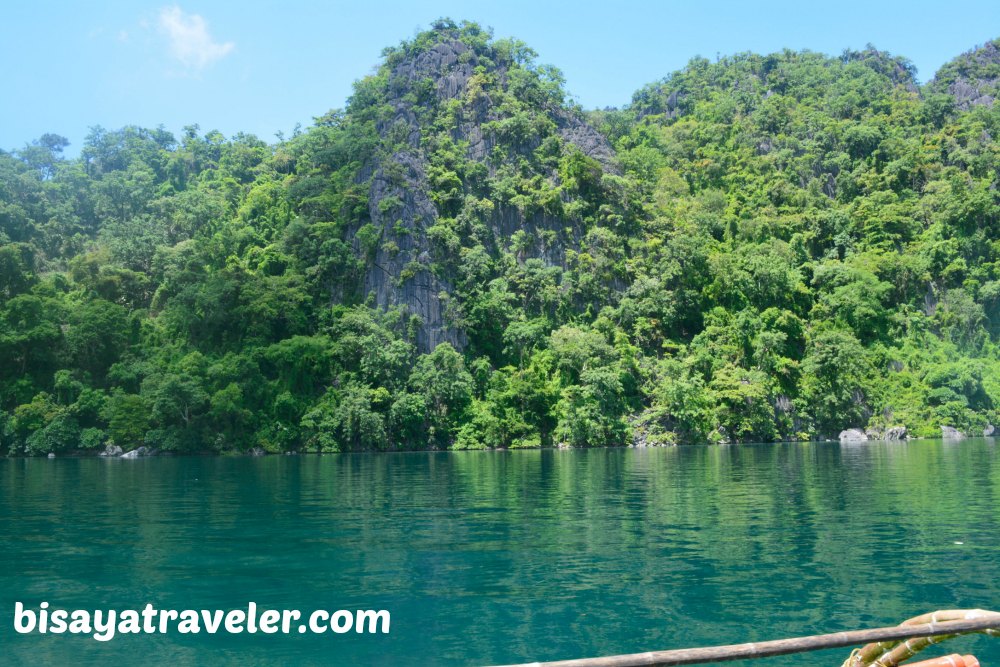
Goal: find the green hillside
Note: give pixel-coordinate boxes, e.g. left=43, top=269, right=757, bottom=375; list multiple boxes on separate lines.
left=2, top=20, right=998, bottom=455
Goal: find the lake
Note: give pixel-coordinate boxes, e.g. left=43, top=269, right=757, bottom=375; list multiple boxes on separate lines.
left=2, top=440, right=999, bottom=666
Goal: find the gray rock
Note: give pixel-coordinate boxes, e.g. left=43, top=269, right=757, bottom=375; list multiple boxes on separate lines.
left=248, top=447, right=266, bottom=457
left=99, top=444, right=124, bottom=457
left=47, top=453, right=56, bottom=459
left=839, top=429, right=868, bottom=443
left=884, top=426, right=908, bottom=440
left=866, top=426, right=907, bottom=440
left=941, top=426, right=966, bottom=440
left=985, top=424, right=996, bottom=437
left=554, top=111, right=617, bottom=167
left=120, top=446, right=156, bottom=459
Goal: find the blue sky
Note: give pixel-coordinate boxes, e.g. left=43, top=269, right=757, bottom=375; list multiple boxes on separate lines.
left=4, top=1, right=999, bottom=153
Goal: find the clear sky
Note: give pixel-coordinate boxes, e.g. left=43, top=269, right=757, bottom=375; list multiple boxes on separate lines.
left=4, top=1, right=999, bottom=153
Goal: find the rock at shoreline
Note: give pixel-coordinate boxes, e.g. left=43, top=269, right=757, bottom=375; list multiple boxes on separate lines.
left=120, top=446, right=157, bottom=459
left=941, top=426, right=966, bottom=440
left=839, top=429, right=868, bottom=443
left=866, top=426, right=908, bottom=440
left=47, top=453, right=56, bottom=459
left=985, top=424, right=995, bottom=437
left=884, top=426, right=908, bottom=440
left=100, top=444, right=124, bottom=457
left=248, top=447, right=266, bottom=457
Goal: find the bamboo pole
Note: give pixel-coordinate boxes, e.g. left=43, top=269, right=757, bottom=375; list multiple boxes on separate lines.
left=486, top=613, right=1000, bottom=667
left=872, top=636, right=959, bottom=667
left=844, top=609, right=1000, bottom=667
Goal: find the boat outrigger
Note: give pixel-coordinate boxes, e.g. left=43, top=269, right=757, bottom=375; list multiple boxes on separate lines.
left=488, top=609, right=1000, bottom=667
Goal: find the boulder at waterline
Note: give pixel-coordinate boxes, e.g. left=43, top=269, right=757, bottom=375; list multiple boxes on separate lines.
left=839, top=429, right=868, bottom=443
left=941, top=426, right=966, bottom=440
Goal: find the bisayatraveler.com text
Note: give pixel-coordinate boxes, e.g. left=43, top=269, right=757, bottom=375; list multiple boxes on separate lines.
left=13, top=602, right=390, bottom=641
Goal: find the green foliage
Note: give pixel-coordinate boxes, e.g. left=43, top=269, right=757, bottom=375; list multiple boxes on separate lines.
left=2, top=27, right=1000, bottom=454
left=797, top=329, right=875, bottom=435
left=301, top=384, right=389, bottom=452
left=407, top=343, right=474, bottom=447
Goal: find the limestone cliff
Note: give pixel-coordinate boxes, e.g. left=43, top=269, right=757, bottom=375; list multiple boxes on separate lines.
left=344, top=22, right=616, bottom=352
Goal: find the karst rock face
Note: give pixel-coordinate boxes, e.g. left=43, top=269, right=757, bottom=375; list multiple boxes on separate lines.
left=929, top=39, right=1000, bottom=110
left=349, top=23, right=616, bottom=352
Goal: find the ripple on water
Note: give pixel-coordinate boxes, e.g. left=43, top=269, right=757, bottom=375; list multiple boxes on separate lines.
left=1, top=440, right=998, bottom=666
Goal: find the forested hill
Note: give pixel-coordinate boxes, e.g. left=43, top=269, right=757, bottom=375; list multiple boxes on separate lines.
left=2, top=22, right=999, bottom=456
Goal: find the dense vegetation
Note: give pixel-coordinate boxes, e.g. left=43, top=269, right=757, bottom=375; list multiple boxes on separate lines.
left=2, top=21, right=999, bottom=455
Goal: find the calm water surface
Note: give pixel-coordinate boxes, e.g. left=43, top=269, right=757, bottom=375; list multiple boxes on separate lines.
left=1, top=440, right=999, bottom=666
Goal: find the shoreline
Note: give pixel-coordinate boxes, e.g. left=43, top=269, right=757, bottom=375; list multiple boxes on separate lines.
left=8, top=434, right=996, bottom=460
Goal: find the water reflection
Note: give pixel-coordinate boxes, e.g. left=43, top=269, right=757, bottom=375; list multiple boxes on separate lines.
left=1, top=440, right=998, bottom=666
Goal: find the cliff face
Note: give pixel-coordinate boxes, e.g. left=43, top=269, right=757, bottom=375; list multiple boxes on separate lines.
left=347, top=26, right=616, bottom=352
left=361, top=149, right=457, bottom=351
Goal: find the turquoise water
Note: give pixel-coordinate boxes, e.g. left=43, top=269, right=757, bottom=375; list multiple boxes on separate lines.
left=1, top=440, right=999, bottom=666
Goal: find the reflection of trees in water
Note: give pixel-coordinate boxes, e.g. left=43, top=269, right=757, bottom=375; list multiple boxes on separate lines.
left=1, top=441, right=998, bottom=665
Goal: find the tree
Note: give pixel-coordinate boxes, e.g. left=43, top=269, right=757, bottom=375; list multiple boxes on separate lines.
left=554, top=366, right=630, bottom=447
left=65, top=299, right=130, bottom=379
left=25, top=413, right=80, bottom=455
left=301, top=384, right=388, bottom=451
left=0, top=244, right=35, bottom=300
left=797, top=329, right=874, bottom=434
left=708, top=364, right=777, bottom=443
left=408, top=343, right=473, bottom=447
left=101, top=391, right=150, bottom=448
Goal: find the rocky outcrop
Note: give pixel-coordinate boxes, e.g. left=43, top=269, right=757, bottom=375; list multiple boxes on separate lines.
left=941, top=426, right=966, bottom=440
left=248, top=447, right=267, bottom=457
left=554, top=112, right=616, bottom=166
left=929, top=39, right=1000, bottom=110
left=985, top=424, right=996, bottom=437
left=100, top=444, right=124, bottom=457
left=884, top=426, right=907, bottom=440
left=864, top=426, right=908, bottom=441
left=947, top=80, right=996, bottom=109
left=384, top=38, right=616, bottom=168
left=120, top=446, right=157, bottom=459
left=628, top=412, right=678, bottom=447
left=839, top=428, right=868, bottom=443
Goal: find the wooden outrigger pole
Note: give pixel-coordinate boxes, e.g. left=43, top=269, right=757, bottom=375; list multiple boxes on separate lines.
left=487, top=610, right=1000, bottom=667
